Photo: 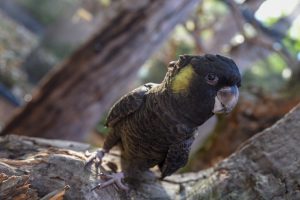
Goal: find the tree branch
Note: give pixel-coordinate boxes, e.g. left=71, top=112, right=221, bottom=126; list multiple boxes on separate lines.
left=1, top=103, right=300, bottom=199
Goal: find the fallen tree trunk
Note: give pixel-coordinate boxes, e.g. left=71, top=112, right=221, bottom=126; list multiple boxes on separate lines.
left=1, top=103, right=300, bottom=199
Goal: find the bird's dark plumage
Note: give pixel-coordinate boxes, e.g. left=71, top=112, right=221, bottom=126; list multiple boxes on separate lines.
left=93, top=54, right=241, bottom=185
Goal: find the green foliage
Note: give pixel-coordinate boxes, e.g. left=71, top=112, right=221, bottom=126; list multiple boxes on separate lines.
left=204, top=0, right=228, bottom=19
left=172, top=25, right=195, bottom=49
left=98, top=0, right=111, bottom=7
left=17, top=0, right=79, bottom=25
left=0, top=74, right=16, bottom=89
left=0, top=13, right=37, bottom=90
left=43, top=42, right=75, bottom=60
left=284, top=17, right=300, bottom=56
left=138, top=24, right=195, bottom=85
left=139, top=59, right=167, bottom=84
left=242, top=53, right=288, bottom=93
left=95, top=116, right=110, bottom=136
left=283, top=38, right=299, bottom=57
left=201, top=0, right=228, bottom=26
left=263, top=17, right=282, bottom=27
left=175, top=40, right=195, bottom=57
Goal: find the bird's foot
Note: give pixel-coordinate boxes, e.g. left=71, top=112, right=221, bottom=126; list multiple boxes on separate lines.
left=85, top=149, right=106, bottom=174
left=85, top=150, right=128, bottom=191
left=92, top=172, right=129, bottom=191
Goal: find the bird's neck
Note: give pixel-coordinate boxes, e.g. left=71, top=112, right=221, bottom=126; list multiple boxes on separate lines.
left=153, top=85, right=214, bottom=127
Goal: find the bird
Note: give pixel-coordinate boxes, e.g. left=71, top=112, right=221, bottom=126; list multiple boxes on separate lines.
left=85, top=54, right=241, bottom=191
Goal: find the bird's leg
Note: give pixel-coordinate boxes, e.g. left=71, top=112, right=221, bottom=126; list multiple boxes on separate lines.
left=85, top=149, right=107, bottom=175
left=92, top=172, right=129, bottom=191
left=85, top=149, right=129, bottom=191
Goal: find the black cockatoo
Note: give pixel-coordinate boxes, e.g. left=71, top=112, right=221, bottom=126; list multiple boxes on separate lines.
left=86, top=54, right=241, bottom=190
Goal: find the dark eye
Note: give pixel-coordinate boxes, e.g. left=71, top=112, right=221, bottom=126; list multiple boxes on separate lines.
left=205, top=73, right=219, bottom=85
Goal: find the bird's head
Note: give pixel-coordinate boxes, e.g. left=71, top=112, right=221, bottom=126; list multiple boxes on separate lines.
left=165, top=54, right=241, bottom=115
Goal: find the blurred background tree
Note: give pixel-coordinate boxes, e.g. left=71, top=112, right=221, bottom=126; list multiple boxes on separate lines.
left=0, top=0, right=300, bottom=172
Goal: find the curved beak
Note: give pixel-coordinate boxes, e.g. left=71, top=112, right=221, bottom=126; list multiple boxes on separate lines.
left=213, top=85, right=239, bottom=114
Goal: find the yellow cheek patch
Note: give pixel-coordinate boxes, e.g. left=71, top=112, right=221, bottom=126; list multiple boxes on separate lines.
left=171, top=65, right=195, bottom=93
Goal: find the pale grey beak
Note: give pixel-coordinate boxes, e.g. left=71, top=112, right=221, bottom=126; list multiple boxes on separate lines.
left=213, top=86, right=239, bottom=114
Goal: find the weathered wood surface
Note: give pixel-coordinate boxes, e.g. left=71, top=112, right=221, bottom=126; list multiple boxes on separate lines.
left=1, top=104, right=300, bottom=199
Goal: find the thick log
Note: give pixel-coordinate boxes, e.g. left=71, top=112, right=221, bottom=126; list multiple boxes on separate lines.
left=1, top=103, right=300, bottom=199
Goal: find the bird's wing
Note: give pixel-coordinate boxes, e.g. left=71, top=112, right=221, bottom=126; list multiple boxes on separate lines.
left=159, top=137, right=194, bottom=178
left=105, top=83, right=156, bottom=127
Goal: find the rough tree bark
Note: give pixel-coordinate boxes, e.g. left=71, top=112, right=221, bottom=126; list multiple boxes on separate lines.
left=1, top=103, right=300, bottom=199
left=0, top=0, right=199, bottom=140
